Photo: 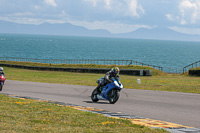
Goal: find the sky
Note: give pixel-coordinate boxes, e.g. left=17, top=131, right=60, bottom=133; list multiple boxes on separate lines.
left=0, top=0, right=200, bottom=34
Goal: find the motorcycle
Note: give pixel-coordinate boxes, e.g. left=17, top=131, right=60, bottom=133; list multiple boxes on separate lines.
left=0, top=74, right=6, bottom=91
left=91, top=77, right=123, bottom=104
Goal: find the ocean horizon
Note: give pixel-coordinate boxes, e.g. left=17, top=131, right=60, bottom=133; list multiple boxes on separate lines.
left=1, top=33, right=200, bottom=70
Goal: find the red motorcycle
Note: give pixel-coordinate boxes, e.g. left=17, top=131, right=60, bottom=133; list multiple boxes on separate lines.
left=0, top=74, right=6, bottom=91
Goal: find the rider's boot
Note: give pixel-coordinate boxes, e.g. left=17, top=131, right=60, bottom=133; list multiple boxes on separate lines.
left=96, top=84, right=102, bottom=94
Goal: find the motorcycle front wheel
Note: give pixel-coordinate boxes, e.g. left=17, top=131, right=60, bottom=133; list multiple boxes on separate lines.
left=108, top=89, right=119, bottom=104
left=91, top=89, right=99, bottom=102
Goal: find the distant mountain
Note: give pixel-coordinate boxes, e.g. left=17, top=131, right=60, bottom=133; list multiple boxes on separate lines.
left=0, top=20, right=112, bottom=37
left=115, top=26, right=200, bottom=41
left=0, top=20, right=200, bottom=41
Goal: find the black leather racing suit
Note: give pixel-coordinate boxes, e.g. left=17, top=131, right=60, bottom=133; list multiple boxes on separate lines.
left=0, top=71, right=5, bottom=76
left=96, top=70, right=120, bottom=93
left=104, top=70, right=120, bottom=84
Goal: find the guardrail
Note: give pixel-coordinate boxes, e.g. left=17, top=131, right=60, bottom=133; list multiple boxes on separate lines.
left=0, top=63, right=152, bottom=76
left=161, top=67, right=183, bottom=74
left=183, top=60, right=200, bottom=73
left=0, top=57, right=163, bottom=71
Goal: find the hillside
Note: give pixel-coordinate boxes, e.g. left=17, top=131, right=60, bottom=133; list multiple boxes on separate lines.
left=0, top=20, right=200, bottom=41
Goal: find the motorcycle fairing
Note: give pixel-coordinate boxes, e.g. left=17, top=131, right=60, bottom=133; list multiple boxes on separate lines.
left=101, top=80, right=122, bottom=100
left=0, top=74, right=5, bottom=85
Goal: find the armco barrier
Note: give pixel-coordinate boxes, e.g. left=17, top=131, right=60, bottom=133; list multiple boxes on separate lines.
left=189, top=70, right=200, bottom=76
left=0, top=63, right=152, bottom=76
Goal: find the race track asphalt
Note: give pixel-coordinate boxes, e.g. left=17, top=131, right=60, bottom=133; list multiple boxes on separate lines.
left=1, top=80, right=200, bottom=128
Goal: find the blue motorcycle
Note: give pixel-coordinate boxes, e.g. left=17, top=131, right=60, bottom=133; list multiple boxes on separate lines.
left=91, top=78, right=123, bottom=104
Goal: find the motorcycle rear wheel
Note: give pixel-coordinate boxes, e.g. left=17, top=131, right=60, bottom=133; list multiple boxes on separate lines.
left=108, top=89, right=119, bottom=104
left=91, top=89, right=99, bottom=102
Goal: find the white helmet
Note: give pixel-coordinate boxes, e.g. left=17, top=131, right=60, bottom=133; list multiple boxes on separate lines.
left=0, top=67, right=3, bottom=71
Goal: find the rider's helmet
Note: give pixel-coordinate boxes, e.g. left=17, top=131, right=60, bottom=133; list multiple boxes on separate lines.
left=0, top=67, right=3, bottom=71
left=112, top=67, right=120, bottom=76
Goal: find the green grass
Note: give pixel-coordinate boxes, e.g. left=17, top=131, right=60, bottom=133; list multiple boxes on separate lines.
left=0, top=94, right=167, bottom=133
left=190, top=67, right=200, bottom=70
left=2, top=66, right=200, bottom=94
left=0, top=60, right=165, bottom=76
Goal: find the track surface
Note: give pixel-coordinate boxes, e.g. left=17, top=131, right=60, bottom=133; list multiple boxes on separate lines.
left=1, top=80, right=200, bottom=128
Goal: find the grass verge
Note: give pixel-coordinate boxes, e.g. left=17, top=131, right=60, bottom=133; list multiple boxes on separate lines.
left=0, top=94, right=167, bottom=133
left=0, top=61, right=165, bottom=76
left=190, top=67, right=200, bottom=70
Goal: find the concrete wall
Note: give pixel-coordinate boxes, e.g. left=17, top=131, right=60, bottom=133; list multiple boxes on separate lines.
left=0, top=63, right=152, bottom=76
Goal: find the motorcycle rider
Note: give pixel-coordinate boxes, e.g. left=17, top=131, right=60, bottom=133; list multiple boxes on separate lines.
left=0, top=67, right=5, bottom=75
left=0, top=67, right=5, bottom=84
left=96, top=67, right=120, bottom=93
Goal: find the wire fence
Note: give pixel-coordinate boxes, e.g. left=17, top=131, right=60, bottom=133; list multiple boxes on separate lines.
left=2, top=57, right=198, bottom=73
left=161, top=67, right=183, bottom=74
left=183, top=60, right=200, bottom=73
left=0, top=57, right=163, bottom=70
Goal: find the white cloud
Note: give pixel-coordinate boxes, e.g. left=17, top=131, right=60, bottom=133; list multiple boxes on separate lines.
left=84, top=0, right=112, bottom=8
left=84, top=0, right=145, bottom=17
left=8, top=12, right=34, bottom=17
left=128, top=0, right=138, bottom=16
left=127, top=0, right=145, bottom=17
left=104, top=0, right=112, bottom=9
left=124, top=0, right=145, bottom=17
left=166, top=14, right=174, bottom=21
left=166, top=14, right=180, bottom=22
left=170, top=26, right=200, bottom=35
left=0, top=16, right=42, bottom=25
left=179, top=0, right=200, bottom=24
left=167, top=0, right=200, bottom=25
left=84, top=0, right=98, bottom=7
left=0, top=0, right=151, bottom=34
left=44, top=0, right=57, bottom=7
left=123, top=0, right=145, bottom=18
left=34, top=5, right=41, bottom=10
left=0, top=12, right=150, bottom=33
left=70, top=20, right=151, bottom=33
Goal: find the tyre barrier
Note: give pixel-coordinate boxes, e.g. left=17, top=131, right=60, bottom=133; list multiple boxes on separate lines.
left=0, top=63, right=152, bottom=76
left=189, top=70, right=200, bottom=76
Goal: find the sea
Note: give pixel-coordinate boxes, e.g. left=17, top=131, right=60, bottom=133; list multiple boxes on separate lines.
left=0, top=33, right=200, bottom=71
